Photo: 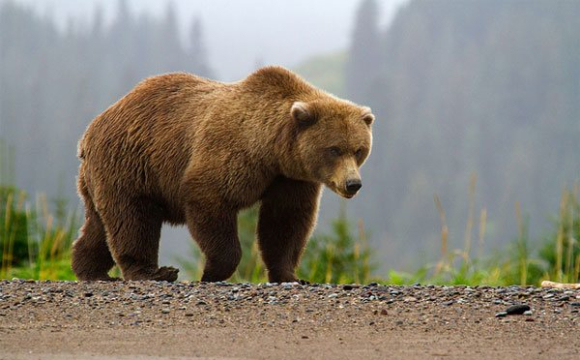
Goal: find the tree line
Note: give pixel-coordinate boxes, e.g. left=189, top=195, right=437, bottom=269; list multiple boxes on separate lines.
left=344, top=0, right=580, bottom=267
left=0, top=0, right=212, bottom=201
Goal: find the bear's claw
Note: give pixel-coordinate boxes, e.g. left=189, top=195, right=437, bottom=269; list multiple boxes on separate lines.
left=75, top=274, right=120, bottom=282
left=150, top=266, right=179, bottom=282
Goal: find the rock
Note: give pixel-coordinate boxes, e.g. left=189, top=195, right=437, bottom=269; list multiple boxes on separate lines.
left=505, top=304, right=531, bottom=315
left=523, top=310, right=533, bottom=316
left=570, top=302, right=580, bottom=307
left=495, top=312, right=508, bottom=318
left=161, top=308, right=170, bottom=314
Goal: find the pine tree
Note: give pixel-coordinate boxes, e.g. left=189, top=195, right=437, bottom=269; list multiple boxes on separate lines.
left=345, top=0, right=381, bottom=102
left=189, top=17, right=212, bottom=77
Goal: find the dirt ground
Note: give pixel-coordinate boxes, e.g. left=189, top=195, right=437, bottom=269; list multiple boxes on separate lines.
left=1, top=280, right=579, bottom=360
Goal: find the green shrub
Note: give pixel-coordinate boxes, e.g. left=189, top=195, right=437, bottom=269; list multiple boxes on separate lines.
left=298, top=205, right=375, bottom=284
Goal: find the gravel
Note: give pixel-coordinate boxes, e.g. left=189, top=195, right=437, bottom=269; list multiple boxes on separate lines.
left=1, top=280, right=579, bottom=359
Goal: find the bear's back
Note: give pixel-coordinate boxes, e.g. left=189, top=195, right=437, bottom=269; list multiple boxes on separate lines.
left=78, top=73, right=223, bottom=211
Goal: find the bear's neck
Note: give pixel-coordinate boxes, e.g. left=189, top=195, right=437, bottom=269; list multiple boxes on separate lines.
left=268, top=117, right=310, bottom=181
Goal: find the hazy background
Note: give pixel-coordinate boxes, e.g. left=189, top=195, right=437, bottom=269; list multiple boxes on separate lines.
left=1, top=0, right=579, bottom=272
left=10, top=0, right=404, bottom=80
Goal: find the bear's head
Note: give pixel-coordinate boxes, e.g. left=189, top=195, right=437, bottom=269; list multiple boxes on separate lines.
left=290, top=99, right=373, bottom=199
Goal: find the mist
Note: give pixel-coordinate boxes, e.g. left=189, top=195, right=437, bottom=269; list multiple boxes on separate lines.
left=11, top=0, right=404, bottom=81
left=1, top=0, right=578, bottom=272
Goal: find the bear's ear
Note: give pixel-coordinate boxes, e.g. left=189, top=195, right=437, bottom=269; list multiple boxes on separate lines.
left=361, top=107, right=374, bottom=126
left=291, top=101, right=317, bottom=126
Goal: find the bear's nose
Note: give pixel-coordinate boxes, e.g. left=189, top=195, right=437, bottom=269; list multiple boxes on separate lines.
left=345, top=179, right=362, bottom=194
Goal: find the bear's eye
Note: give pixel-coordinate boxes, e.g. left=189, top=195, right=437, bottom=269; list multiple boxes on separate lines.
left=328, top=146, right=342, bottom=157
left=355, top=149, right=363, bottom=159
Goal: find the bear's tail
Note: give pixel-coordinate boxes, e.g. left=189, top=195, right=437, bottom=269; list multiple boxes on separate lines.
left=77, top=137, right=86, bottom=159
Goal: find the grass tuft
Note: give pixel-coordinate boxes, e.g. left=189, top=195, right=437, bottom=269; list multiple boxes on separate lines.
left=1, top=187, right=78, bottom=280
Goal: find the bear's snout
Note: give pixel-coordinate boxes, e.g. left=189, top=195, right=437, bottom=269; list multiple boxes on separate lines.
left=345, top=179, right=362, bottom=195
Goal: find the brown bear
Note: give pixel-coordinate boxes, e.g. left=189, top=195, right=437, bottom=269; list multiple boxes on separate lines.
left=71, top=66, right=373, bottom=283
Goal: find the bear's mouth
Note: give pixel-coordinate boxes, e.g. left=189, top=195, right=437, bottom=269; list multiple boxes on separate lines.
left=327, top=182, right=357, bottom=199
left=341, top=192, right=356, bottom=199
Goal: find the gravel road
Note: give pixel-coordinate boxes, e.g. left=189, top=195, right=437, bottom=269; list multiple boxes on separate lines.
left=1, top=280, right=579, bottom=360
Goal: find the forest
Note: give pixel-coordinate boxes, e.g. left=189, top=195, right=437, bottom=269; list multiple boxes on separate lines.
left=344, top=0, right=580, bottom=266
left=1, top=0, right=579, bottom=272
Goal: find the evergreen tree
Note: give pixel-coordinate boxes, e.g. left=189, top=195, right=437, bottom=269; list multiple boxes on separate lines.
left=189, top=17, right=212, bottom=77
left=345, top=0, right=381, bottom=103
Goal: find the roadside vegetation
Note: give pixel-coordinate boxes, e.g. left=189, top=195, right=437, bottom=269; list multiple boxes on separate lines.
left=1, top=178, right=578, bottom=286
left=0, top=186, right=78, bottom=280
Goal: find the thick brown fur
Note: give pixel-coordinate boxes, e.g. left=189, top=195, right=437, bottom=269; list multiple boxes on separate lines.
left=71, top=66, right=374, bottom=282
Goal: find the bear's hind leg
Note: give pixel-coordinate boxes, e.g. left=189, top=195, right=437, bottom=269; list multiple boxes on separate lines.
left=100, top=199, right=178, bottom=282
left=72, top=178, right=116, bottom=281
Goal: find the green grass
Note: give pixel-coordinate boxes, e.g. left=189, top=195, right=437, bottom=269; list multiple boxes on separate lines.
left=539, top=184, right=580, bottom=283
left=385, top=178, right=580, bottom=286
left=1, top=187, right=78, bottom=280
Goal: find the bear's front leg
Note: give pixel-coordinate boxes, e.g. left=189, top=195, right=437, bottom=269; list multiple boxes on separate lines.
left=185, top=203, right=242, bottom=282
left=258, top=177, right=321, bottom=283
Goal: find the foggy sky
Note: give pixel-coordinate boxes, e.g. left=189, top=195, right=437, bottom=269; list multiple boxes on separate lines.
left=13, top=0, right=408, bottom=80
